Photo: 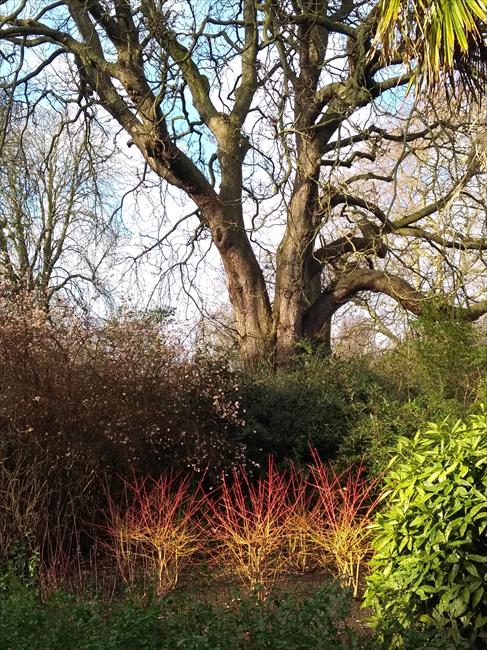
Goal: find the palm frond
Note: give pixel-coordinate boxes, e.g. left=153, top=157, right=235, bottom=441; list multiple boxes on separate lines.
left=374, top=0, right=487, bottom=98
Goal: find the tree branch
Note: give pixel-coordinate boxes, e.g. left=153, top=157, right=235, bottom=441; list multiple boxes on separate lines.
left=304, top=269, right=425, bottom=339
left=394, top=227, right=487, bottom=251
left=231, top=0, right=258, bottom=127
left=303, top=268, right=487, bottom=340
left=392, top=162, right=479, bottom=228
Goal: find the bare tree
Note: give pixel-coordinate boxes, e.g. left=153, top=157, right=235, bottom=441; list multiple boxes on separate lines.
left=0, top=97, right=120, bottom=307
left=1, top=1, right=485, bottom=365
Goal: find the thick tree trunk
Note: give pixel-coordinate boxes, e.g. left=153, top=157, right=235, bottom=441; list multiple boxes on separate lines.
left=272, top=143, right=322, bottom=365
left=209, top=129, right=274, bottom=365
left=213, top=218, right=273, bottom=365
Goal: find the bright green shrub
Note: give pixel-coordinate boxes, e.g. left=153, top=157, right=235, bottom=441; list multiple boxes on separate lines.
left=365, top=410, right=487, bottom=647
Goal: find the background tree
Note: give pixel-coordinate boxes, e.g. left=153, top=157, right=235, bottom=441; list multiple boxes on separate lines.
left=1, top=1, right=486, bottom=365
left=0, top=98, right=121, bottom=307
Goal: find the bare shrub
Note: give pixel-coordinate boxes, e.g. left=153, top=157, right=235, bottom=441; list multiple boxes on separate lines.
left=0, top=289, right=246, bottom=563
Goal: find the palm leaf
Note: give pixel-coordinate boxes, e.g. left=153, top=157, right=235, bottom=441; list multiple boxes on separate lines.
left=373, top=0, right=487, bottom=97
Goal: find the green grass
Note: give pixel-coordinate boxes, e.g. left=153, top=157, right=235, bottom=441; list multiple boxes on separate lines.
left=0, top=574, right=467, bottom=649
left=0, top=576, right=372, bottom=650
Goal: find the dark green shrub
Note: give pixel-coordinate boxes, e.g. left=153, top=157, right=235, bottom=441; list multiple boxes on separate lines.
left=239, top=355, right=450, bottom=474
left=340, top=317, right=486, bottom=473
left=239, top=356, right=354, bottom=467
left=364, top=410, right=487, bottom=647
left=336, top=394, right=469, bottom=475
left=239, top=317, right=487, bottom=475
left=386, top=315, right=487, bottom=404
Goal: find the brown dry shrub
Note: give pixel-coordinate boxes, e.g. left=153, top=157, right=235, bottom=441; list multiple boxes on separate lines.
left=0, top=290, right=246, bottom=560
left=0, top=292, right=246, bottom=480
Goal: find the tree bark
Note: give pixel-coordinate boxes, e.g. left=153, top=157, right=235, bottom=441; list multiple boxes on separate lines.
left=209, top=205, right=273, bottom=366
